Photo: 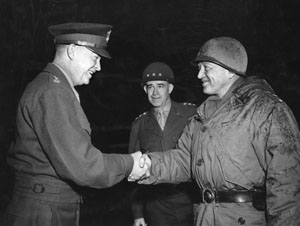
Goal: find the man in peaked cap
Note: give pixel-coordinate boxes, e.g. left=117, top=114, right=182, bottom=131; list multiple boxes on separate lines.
left=49, top=22, right=112, bottom=59
left=135, top=37, right=300, bottom=226
left=0, top=23, right=148, bottom=226
left=128, top=62, right=197, bottom=226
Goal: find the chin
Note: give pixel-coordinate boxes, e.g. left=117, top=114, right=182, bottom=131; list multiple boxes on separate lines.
left=203, top=87, right=212, bottom=95
left=150, top=101, right=161, bottom=107
left=82, top=79, right=91, bottom=85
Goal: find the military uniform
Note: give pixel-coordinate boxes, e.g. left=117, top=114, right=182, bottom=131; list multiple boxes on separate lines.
left=128, top=101, right=197, bottom=226
left=1, top=23, right=134, bottom=226
left=141, top=77, right=300, bottom=226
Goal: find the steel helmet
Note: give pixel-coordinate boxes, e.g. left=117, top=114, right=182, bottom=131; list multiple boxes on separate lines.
left=142, top=62, right=175, bottom=85
left=192, top=37, right=248, bottom=76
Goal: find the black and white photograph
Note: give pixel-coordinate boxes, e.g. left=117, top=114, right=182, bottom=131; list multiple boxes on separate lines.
left=0, top=0, right=300, bottom=226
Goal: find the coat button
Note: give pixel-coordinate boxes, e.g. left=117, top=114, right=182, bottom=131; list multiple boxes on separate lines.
left=201, top=126, right=207, bottom=132
left=238, top=217, right=245, bottom=225
left=196, top=158, right=204, bottom=166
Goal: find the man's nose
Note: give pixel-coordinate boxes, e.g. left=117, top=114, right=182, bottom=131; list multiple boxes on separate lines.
left=95, top=59, right=101, bottom=71
left=153, top=87, right=159, bottom=95
left=197, top=66, right=205, bottom=79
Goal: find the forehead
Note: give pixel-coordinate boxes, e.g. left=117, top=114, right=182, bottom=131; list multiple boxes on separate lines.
left=198, top=62, right=228, bottom=73
left=146, top=80, right=169, bottom=86
left=198, top=61, right=217, bottom=68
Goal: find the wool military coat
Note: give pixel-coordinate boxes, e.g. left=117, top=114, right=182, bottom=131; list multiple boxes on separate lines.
left=7, top=63, right=133, bottom=193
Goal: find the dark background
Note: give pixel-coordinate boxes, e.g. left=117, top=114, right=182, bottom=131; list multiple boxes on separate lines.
left=0, top=0, right=300, bottom=225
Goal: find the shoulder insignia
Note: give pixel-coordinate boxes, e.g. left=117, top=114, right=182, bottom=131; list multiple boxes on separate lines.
left=53, top=76, right=60, bottom=83
left=135, top=112, right=147, bottom=120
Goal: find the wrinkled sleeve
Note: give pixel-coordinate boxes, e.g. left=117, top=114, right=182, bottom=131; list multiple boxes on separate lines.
left=140, top=122, right=194, bottom=184
left=31, top=88, right=133, bottom=188
left=264, top=103, right=300, bottom=225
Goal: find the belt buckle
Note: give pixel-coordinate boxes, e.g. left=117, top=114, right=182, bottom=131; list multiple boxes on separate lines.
left=202, top=188, right=215, bottom=203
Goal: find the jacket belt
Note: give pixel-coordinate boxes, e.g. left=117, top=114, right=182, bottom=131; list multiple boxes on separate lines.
left=200, top=188, right=265, bottom=204
left=13, top=175, right=82, bottom=203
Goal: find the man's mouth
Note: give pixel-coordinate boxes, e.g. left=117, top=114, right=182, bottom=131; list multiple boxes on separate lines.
left=202, top=80, right=210, bottom=86
left=151, top=97, right=161, bottom=102
left=87, top=70, right=95, bottom=77
left=151, top=96, right=160, bottom=99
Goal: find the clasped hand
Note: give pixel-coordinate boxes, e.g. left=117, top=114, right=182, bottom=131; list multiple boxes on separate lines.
left=128, top=151, right=151, bottom=181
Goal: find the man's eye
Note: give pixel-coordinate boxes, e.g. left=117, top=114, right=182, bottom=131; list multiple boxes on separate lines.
left=204, top=66, right=212, bottom=72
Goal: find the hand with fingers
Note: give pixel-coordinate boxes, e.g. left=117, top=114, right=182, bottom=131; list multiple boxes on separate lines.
left=128, top=152, right=151, bottom=181
left=133, top=217, right=147, bottom=226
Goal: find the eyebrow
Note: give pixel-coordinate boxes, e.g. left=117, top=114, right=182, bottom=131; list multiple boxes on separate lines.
left=200, top=63, right=213, bottom=69
left=148, top=83, right=166, bottom=87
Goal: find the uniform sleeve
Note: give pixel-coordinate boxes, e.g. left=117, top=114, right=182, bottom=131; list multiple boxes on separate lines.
left=31, top=88, right=133, bottom=188
left=140, top=120, right=194, bottom=184
left=264, top=103, right=300, bottom=225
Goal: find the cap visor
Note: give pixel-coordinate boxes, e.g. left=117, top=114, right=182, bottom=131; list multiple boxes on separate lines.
left=88, top=47, right=111, bottom=59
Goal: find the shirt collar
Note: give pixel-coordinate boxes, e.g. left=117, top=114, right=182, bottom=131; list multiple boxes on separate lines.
left=153, top=101, right=172, bottom=114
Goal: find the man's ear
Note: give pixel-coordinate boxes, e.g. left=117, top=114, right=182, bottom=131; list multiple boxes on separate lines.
left=168, top=84, right=174, bottom=94
left=143, top=85, right=147, bottom=94
left=67, top=44, right=76, bottom=60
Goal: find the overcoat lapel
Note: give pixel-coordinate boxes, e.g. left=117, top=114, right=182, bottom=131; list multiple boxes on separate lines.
left=144, top=111, right=163, bottom=137
left=144, top=101, right=184, bottom=137
left=163, top=102, right=183, bottom=136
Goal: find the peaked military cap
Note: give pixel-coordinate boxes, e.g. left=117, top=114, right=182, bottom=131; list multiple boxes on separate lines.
left=48, top=22, right=112, bottom=58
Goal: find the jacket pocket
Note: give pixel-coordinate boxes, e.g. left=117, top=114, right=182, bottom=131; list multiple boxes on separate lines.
left=216, top=151, right=254, bottom=190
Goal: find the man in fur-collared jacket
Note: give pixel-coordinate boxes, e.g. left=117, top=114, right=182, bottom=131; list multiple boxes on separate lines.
left=137, top=37, right=300, bottom=226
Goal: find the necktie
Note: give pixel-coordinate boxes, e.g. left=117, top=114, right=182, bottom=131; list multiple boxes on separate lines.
left=157, top=110, right=166, bottom=130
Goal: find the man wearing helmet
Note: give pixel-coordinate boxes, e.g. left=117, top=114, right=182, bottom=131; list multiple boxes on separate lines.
left=128, top=62, right=197, bottom=226
left=136, top=37, right=300, bottom=226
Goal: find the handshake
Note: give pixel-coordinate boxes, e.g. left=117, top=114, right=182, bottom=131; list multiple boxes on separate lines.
left=128, top=151, right=151, bottom=182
